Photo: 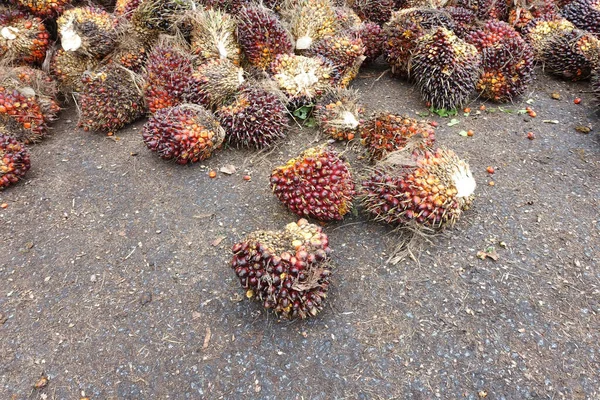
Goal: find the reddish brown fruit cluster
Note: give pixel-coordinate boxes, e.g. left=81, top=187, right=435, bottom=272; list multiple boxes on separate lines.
left=50, top=49, right=99, bottom=94
left=0, top=130, right=30, bottom=189
left=231, top=219, right=332, bottom=319
left=314, top=88, right=364, bottom=141
left=360, top=113, right=436, bottom=161
left=0, top=67, right=59, bottom=143
left=142, top=104, right=225, bottom=164
left=143, top=43, right=193, bottom=113
left=541, top=29, right=600, bottom=81
left=236, top=4, right=293, bottom=70
left=350, top=0, right=395, bottom=25
left=444, top=6, right=476, bottom=38
left=104, top=32, right=148, bottom=73
left=216, top=86, right=288, bottom=149
left=270, top=146, right=356, bottom=222
left=467, top=20, right=535, bottom=101
left=354, top=21, right=385, bottom=64
left=77, top=65, right=144, bottom=133
left=560, top=0, right=600, bottom=34
left=452, top=0, right=507, bottom=20
left=13, top=0, right=72, bottom=18
left=0, top=10, right=50, bottom=65
left=361, top=148, right=476, bottom=229
left=307, top=33, right=366, bottom=87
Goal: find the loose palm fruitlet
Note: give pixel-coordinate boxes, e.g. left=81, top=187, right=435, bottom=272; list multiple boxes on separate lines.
left=540, top=29, right=600, bottom=81
left=270, top=146, right=356, bottom=222
left=12, top=0, right=72, bottom=18
left=0, top=66, right=60, bottom=144
left=0, top=10, right=50, bottom=65
left=216, top=86, right=288, bottom=149
left=411, top=27, right=481, bottom=110
left=360, top=113, right=436, bottom=162
left=282, top=0, right=339, bottom=50
left=314, top=88, right=363, bottom=141
left=361, top=148, right=476, bottom=229
left=231, top=219, right=332, bottom=319
left=57, top=6, right=118, bottom=58
left=522, top=16, right=575, bottom=60
left=185, top=58, right=245, bottom=109
left=349, top=0, right=395, bottom=26
left=0, top=130, right=30, bottom=189
left=186, top=7, right=241, bottom=65
left=49, top=48, right=99, bottom=94
left=236, top=4, right=293, bottom=70
left=560, top=0, right=600, bottom=35
left=467, top=20, right=535, bottom=102
left=268, top=54, right=334, bottom=109
left=142, top=104, right=225, bottom=164
left=383, top=8, right=455, bottom=77
left=77, top=65, right=144, bottom=133
left=306, top=33, right=365, bottom=87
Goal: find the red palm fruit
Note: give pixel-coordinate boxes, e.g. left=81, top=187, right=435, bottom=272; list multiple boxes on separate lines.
left=231, top=219, right=332, bottom=320
left=354, top=21, right=385, bottom=64
left=12, top=0, right=72, bottom=18
left=361, top=147, right=476, bottom=229
left=0, top=9, right=50, bottom=65
left=102, top=30, right=149, bottom=73
left=237, top=4, right=293, bottom=70
left=314, top=88, right=364, bottom=141
left=271, top=146, right=356, bottom=222
left=522, top=16, right=575, bottom=60
left=444, top=6, right=476, bottom=38
left=0, top=130, right=30, bottom=189
left=114, top=0, right=143, bottom=20
left=451, top=0, right=508, bottom=20
left=77, top=64, right=145, bottom=133
left=360, top=113, right=436, bottom=162
left=142, top=104, right=225, bottom=164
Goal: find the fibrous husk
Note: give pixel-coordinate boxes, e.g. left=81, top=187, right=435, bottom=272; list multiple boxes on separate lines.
left=185, top=7, right=241, bottom=65
left=314, top=87, right=364, bottom=141
left=280, top=0, right=340, bottom=50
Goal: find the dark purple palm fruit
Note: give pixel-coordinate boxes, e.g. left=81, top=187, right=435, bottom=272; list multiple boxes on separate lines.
left=216, top=85, right=289, bottom=149
left=142, top=104, right=225, bottom=164
left=231, top=218, right=332, bottom=319
left=350, top=0, right=395, bottom=25
left=353, top=21, right=385, bottom=64
left=270, top=146, right=356, bottom=222
left=452, top=0, right=508, bottom=20
left=444, top=6, right=477, bottom=39
left=0, top=129, right=30, bottom=189
left=560, top=0, right=600, bottom=35
left=541, top=29, right=600, bottom=81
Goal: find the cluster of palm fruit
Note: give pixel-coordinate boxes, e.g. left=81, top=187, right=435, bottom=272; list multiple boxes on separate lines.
left=0, top=126, right=30, bottom=189
left=231, top=219, right=332, bottom=319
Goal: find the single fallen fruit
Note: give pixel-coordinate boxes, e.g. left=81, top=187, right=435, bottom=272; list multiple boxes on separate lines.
left=486, top=166, right=495, bottom=174
left=527, top=131, right=536, bottom=140
left=574, top=97, right=582, bottom=104
left=231, top=219, right=332, bottom=319
left=0, top=131, right=30, bottom=190
left=270, top=146, right=355, bottom=222
left=361, top=148, right=476, bottom=229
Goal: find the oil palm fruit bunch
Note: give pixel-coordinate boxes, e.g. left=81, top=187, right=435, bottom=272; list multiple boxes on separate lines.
left=103, top=30, right=148, bottom=73
left=11, top=0, right=71, bottom=18
left=361, top=147, right=475, bottom=229
left=314, top=88, right=364, bottom=141
left=77, top=64, right=144, bottom=133
left=360, top=113, right=436, bottom=162
left=185, top=58, right=245, bottom=109
left=334, top=6, right=362, bottom=29
left=467, top=20, right=535, bottom=102
left=0, top=9, right=50, bottom=65
left=306, top=33, right=366, bottom=87
left=142, top=104, right=225, bottom=164
left=349, top=0, right=395, bottom=25
left=522, top=16, right=574, bottom=60
left=57, top=6, right=118, bottom=59
left=444, top=6, right=476, bottom=38
left=49, top=48, right=99, bottom=94
left=131, top=0, right=191, bottom=42
left=383, top=8, right=455, bottom=77
left=281, top=0, right=339, bottom=50
left=114, top=0, right=143, bottom=20
left=236, top=4, right=293, bottom=70
left=186, top=7, right=241, bottom=66
left=411, top=27, right=481, bottom=110
left=143, top=38, right=194, bottom=114
left=560, top=0, right=600, bottom=35
left=452, top=0, right=508, bottom=20
left=0, top=66, right=60, bottom=144
left=354, top=21, right=385, bottom=64
left=231, top=219, right=332, bottom=319
left=270, top=146, right=356, bottom=222
left=216, top=85, right=288, bottom=149
left=540, top=29, right=600, bottom=80
left=0, top=129, right=30, bottom=190
left=268, top=54, right=334, bottom=109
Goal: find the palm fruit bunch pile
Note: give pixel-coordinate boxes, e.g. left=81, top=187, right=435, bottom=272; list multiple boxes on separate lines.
left=451, top=0, right=508, bottom=20
left=0, top=127, right=30, bottom=189
left=216, top=85, right=288, bottom=149
left=186, top=7, right=241, bottom=65
left=560, top=0, right=600, bottom=35
left=142, top=104, right=225, bottom=164
left=411, top=27, right=481, bottom=109
left=314, top=88, right=364, bottom=141
left=522, top=16, right=575, bottom=60
left=348, top=0, right=395, bottom=25
left=0, top=9, right=50, bottom=65
left=56, top=6, right=118, bottom=58
left=466, top=20, right=534, bottom=101
left=0, top=66, right=60, bottom=144
left=361, top=148, right=476, bottom=229
left=236, top=4, right=293, bottom=70
left=270, top=146, right=356, bottom=222
left=77, top=64, right=144, bottom=133
left=540, top=29, right=600, bottom=80
left=231, top=219, right=332, bottom=319
left=186, top=58, right=245, bottom=109
left=10, top=0, right=72, bottom=18
left=306, top=33, right=366, bottom=87
left=444, top=6, right=476, bottom=38
left=360, top=113, right=436, bottom=162
left=282, top=0, right=339, bottom=51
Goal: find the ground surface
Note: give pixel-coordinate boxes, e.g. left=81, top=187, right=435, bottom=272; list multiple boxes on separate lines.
left=1, top=64, right=599, bottom=400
